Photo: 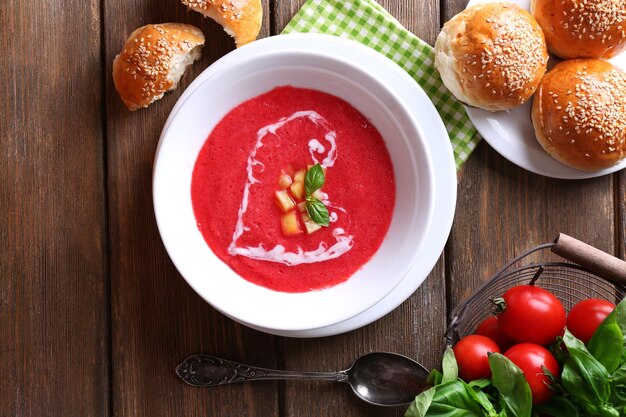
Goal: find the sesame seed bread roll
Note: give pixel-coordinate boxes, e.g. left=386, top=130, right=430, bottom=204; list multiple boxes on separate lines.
left=531, top=59, right=626, bottom=171
left=531, top=0, right=626, bottom=59
left=181, top=0, right=262, bottom=47
left=112, top=23, right=205, bottom=111
left=434, top=2, right=548, bottom=112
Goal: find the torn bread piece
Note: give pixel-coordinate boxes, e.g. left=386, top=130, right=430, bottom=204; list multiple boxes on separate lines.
left=181, top=0, right=262, bottom=47
left=113, top=23, right=205, bottom=111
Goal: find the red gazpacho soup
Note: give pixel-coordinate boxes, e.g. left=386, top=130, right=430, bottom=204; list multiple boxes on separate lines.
left=191, top=86, right=395, bottom=293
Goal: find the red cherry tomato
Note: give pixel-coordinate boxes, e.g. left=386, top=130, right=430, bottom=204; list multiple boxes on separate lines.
left=567, top=299, right=615, bottom=343
left=475, top=316, right=513, bottom=351
left=505, top=343, right=559, bottom=404
left=497, top=285, right=566, bottom=346
left=453, top=335, right=501, bottom=381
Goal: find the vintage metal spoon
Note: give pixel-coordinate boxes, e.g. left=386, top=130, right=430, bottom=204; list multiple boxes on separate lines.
left=175, top=352, right=430, bottom=406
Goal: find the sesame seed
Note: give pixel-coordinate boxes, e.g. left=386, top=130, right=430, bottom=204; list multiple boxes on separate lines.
left=121, top=24, right=201, bottom=102
left=548, top=63, right=626, bottom=157
left=182, top=0, right=244, bottom=20
left=558, top=0, right=626, bottom=42
left=468, top=6, right=547, bottom=101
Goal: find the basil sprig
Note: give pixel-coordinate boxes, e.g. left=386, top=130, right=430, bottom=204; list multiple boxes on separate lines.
left=489, top=353, right=532, bottom=417
left=539, top=298, right=626, bottom=417
left=441, top=347, right=458, bottom=383
left=305, top=196, right=329, bottom=226
left=558, top=300, right=626, bottom=416
left=589, top=300, right=626, bottom=373
left=305, top=163, right=325, bottom=195
left=426, top=347, right=458, bottom=387
left=304, top=164, right=329, bottom=226
left=405, top=348, right=532, bottom=417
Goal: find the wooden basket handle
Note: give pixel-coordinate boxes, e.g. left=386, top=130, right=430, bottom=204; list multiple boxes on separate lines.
left=551, top=233, right=626, bottom=287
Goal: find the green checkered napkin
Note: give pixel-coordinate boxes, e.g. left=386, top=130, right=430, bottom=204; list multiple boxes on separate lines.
left=283, top=0, right=481, bottom=170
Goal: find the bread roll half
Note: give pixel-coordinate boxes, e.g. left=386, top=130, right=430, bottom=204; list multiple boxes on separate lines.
left=181, top=0, right=262, bottom=47
left=113, top=23, right=205, bottom=111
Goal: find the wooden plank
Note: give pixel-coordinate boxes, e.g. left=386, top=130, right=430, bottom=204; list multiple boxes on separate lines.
left=103, top=1, right=279, bottom=416
left=443, top=1, right=617, bottom=323
left=273, top=1, right=446, bottom=416
left=619, top=172, right=625, bottom=262
left=447, top=142, right=616, bottom=303
left=0, top=0, right=108, bottom=415
left=447, top=144, right=616, bottom=322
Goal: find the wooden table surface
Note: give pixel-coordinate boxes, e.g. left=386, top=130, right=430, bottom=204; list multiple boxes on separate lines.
left=2, top=0, right=625, bottom=415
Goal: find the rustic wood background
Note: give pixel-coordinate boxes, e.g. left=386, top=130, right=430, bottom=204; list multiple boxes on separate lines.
left=1, top=0, right=624, bottom=415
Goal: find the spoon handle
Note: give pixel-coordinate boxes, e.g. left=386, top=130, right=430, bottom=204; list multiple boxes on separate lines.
left=176, top=355, right=348, bottom=387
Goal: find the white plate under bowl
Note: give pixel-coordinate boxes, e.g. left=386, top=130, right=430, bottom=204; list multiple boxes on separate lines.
left=154, top=34, right=456, bottom=336
left=465, top=0, right=626, bottom=179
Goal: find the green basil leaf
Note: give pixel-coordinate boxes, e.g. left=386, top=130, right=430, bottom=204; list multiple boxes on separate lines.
left=588, top=309, right=623, bottom=373
left=305, top=197, right=329, bottom=226
left=610, top=362, right=626, bottom=405
left=598, top=405, right=620, bottom=417
left=467, top=387, right=498, bottom=417
left=489, top=353, right=532, bottom=417
left=534, top=396, right=579, bottom=417
left=426, top=380, right=490, bottom=417
left=612, top=383, right=626, bottom=407
left=468, top=379, right=492, bottom=389
left=614, top=298, right=626, bottom=329
left=551, top=336, right=569, bottom=363
left=562, top=329, right=611, bottom=410
left=612, top=299, right=626, bottom=362
left=405, top=381, right=492, bottom=417
left=442, top=347, right=458, bottom=383
left=304, top=163, right=325, bottom=195
left=427, top=370, right=443, bottom=386
left=602, top=298, right=626, bottom=363
left=562, top=364, right=600, bottom=413
left=405, top=386, right=436, bottom=417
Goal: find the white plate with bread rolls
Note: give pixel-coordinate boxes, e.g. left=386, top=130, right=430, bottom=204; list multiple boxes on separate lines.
left=438, top=0, right=626, bottom=179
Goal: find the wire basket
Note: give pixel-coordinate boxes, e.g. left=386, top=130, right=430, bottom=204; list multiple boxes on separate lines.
left=444, top=234, right=626, bottom=346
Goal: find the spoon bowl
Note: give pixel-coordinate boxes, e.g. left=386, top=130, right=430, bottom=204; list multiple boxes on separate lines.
left=176, top=352, right=430, bottom=406
left=346, top=352, right=430, bottom=406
